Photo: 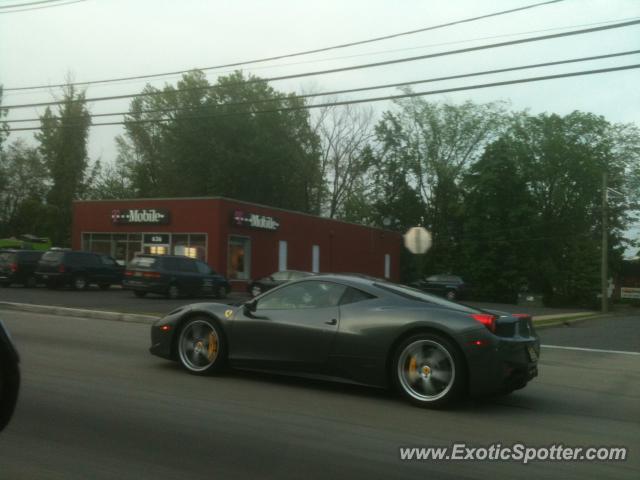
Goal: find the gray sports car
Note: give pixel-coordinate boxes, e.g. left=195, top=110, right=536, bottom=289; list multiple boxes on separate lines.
left=150, top=274, right=539, bottom=408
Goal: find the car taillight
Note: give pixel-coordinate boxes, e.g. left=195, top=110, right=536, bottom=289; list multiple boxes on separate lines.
left=143, top=271, right=161, bottom=279
left=9, top=263, right=18, bottom=273
left=58, top=265, right=65, bottom=273
left=124, top=270, right=134, bottom=277
left=471, top=313, right=498, bottom=333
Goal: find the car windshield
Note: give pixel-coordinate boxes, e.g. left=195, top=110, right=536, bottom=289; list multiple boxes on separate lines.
left=128, top=257, right=158, bottom=269
left=40, top=251, right=63, bottom=263
left=0, top=252, right=17, bottom=264
left=374, top=282, right=480, bottom=314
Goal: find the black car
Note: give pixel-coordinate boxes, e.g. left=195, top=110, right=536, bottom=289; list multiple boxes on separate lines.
left=247, top=270, right=315, bottom=297
left=0, top=319, right=20, bottom=432
left=35, top=250, right=124, bottom=290
left=410, top=275, right=470, bottom=301
left=0, top=250, right=44, bottom=287
left=123, top=255, right=230, bottom=300
left=150, top=274, right=539, bottom=408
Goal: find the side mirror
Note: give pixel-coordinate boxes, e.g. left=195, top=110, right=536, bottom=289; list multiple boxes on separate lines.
left=243, top=299, right=257, bottom=314
left=0, top=320, right=20, bottom=433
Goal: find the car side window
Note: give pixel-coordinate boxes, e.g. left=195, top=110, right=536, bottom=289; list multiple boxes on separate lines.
left=178, top=258, right=198, bottom=273
left=162, top=258, right=179, bottom=272
left=257, top=281, right=346, bottom=310
left=100, top=256, right=117, bottom=266
left=195, top=261, right=211, bottom=275
left=340, top=287, right=376, bottom=306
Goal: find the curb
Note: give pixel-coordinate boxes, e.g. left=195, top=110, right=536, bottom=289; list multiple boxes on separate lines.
left=533, top=312, right=609, bottom=329
left=0, top=301, right=159, bottom=325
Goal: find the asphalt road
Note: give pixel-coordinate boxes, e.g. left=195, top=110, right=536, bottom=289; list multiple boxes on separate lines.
left=0, top=284, right=590, bottom=318
left=0, top=310, right=638, bottom=479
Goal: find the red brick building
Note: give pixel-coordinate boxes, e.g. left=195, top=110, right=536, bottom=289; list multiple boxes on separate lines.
left=73, top=197, right=402, bottom=290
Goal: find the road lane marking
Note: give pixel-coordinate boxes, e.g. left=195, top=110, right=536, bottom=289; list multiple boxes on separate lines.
left=542, top=345, right=640, bottom=356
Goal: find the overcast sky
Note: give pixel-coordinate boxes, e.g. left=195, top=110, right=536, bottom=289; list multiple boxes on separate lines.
left=1, top=0, right=639, bottom=250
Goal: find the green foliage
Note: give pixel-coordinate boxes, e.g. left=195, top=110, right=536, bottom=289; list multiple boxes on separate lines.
left=117, top=70, right=322, bottom=213
left=0, top=139, right=49, bottom=237
left=35, top=85, right=92, bottom=246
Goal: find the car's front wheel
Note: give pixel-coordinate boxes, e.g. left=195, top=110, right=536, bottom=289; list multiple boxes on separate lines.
left=393, top=334, right=465, bottom=408
left=133, top=290, right=147, bottom=298
left=445, top=290, right=457, bottom=301
left=177, top=317, right=226, bottom=374
left=167, top=284, right=180, bottom=300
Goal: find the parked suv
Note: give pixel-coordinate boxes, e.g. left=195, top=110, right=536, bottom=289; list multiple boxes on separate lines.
left=123, top=255, right=230, bottom=299
left=0, top=250, right=44, bottom=288
left=36, top=250, right=124, bottom=290
left=410, top=274, right=470, bottom=301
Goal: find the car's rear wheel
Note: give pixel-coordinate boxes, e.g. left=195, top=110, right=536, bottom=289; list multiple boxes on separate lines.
left=250, top=284, right=262, bottom=297
left=24, top=275, right=37, bottom=288
left=167, top=284, right=180, bottom=300
left=445, top=290, right=457, bottom=301
left=73, top=275, right=88, bottom=290
left=98, top=283, right=111, bottom=290
left=0, top=281, right=10, bottom=288
left=393, top=334, right=465, bottom=408
left=177, top=317, right=226, bottom=374
left=133, top=290, right=147, bottom=298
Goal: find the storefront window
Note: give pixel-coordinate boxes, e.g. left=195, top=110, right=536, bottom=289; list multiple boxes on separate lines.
left=228, top=236, right=251, bottom=280
left=189, top=234, right=206, bottom=261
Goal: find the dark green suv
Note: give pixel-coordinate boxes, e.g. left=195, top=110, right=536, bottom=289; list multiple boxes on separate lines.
left=123, top=255, right=230, bottom=299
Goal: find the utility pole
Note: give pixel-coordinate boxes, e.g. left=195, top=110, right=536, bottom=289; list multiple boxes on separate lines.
left=601, top=171, right=608, bottom=313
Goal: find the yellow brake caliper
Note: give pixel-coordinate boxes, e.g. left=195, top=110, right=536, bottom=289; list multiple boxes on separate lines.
left=207, top=332, right=218, bottom=360
left=409, top=356, right=417, bottom=375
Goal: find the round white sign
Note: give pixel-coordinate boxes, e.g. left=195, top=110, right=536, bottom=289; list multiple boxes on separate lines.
left=404, top=227, right=432, bottom=254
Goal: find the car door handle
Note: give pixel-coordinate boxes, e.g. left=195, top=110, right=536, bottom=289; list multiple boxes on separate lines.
left=325, top=319, right=337, bottom=326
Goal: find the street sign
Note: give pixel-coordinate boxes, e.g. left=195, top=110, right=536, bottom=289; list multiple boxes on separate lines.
left=404, top=227, right=432, bottom=254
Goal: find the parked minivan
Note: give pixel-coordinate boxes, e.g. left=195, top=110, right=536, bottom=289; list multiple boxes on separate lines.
left=36, top=250, right=124, bottom=290
left=123, top=255, right=230, bottom=299
left=0, top=250, right=44, bottom=287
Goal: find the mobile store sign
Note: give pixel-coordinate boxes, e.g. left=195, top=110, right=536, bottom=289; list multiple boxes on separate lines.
left=232, top=210, right=280, bottom=231
left=111, top=208, right=171, bottom=225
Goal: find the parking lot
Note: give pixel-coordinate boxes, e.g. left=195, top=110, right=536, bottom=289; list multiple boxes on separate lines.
left=0, top=283, right=593, bottom=318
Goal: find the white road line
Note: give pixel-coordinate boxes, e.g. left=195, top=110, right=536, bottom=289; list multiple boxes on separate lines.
left=542, top=345, right=640, bottom=356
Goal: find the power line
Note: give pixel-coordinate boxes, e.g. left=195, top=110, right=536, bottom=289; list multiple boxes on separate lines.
left=0, top=0, right=85, bottom=14
left=7, top=50, right=639, bottom=125
left=1, top=0, right=564, bottom=91
left=7, top=64, right=639, bottom=132
left=5, top=18, right=640, bottom=111
left=4, top=16, right=635, bottom=100
left=0, top=0, right=71, bottom=8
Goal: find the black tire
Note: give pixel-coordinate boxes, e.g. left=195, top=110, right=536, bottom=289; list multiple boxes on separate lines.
left=72, top=275, right=88, bottom=290
left=24, top=275, right=37, bottom=288
left=0, top=282, right=10, bottom=288
left=177, top=317, right=226, bottom=375
left=445, top=290, right=457, bottom=301
left=392, top=333, right=466, bottom=408
left=133, top=290, right=147, bottom=298
left=98, top=283, right=111, bottom=290
left=166, top=284, right=180, bottom=300
left=45, top=281, right=58, bottom=289
left=250, top=284, right=263, bottom=297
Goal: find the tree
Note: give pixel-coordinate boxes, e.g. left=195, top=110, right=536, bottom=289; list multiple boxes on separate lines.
left=35, top=84, right=92, bottom=246
left=0, top=139, right=49, bottom=237
left=311, top=102, right=375, bottom=218
left=117, top=70, right=323, bottom=213
left=372, top=97, right=509, bottom=276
